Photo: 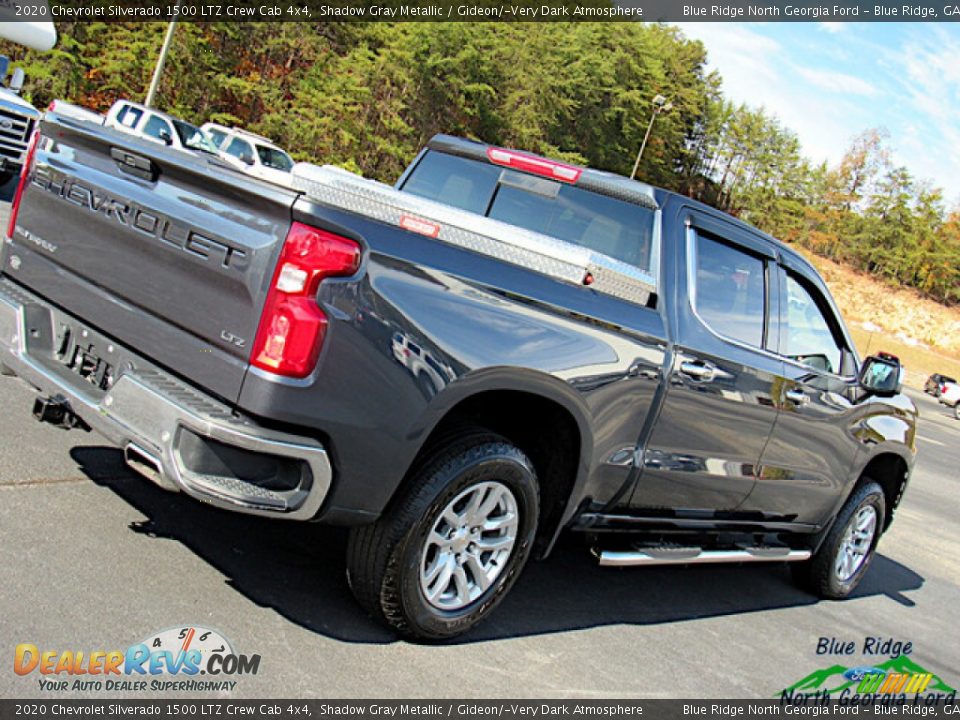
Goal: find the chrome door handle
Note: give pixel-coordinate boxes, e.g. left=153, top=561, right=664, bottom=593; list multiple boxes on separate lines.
left=679, top=361, right=715, bottom=381
left=785, top=389, right=809, bottom=405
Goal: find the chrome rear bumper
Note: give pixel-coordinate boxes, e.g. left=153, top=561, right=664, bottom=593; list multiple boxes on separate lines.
left=0, top=277, right=332, bottom=520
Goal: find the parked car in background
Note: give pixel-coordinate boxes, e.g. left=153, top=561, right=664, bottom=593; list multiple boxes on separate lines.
left=925, top=373, right=957, bottom=397
left=0, top=55, right=40, bottom=185
left=201, top=123, right=294, bottom=186
left=938, top=382, right=960, bottom=418
left=105, top=100, right=219, bottom=157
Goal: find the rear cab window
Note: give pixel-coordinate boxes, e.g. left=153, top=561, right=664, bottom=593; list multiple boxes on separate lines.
left=399, top=150, right=657, bottom=279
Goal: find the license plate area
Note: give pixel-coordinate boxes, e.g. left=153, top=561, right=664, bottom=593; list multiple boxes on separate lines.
left=56, top=326, right=115, bottom=391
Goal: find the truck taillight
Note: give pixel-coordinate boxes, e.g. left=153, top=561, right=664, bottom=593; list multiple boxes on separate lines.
left=251, top=222, right=361, bottom=379
left=486, top=147, right=582, bottom=184
left=7, top=129, right=40, bottom=240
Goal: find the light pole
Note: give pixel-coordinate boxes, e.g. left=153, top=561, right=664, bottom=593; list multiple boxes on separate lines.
left=630, top=94, right=673, bottom=181
left=144, top=9, right=181, bottom=108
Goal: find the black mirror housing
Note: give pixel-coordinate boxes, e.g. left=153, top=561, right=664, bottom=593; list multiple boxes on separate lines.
left=859, top=354, right=902, bottom=397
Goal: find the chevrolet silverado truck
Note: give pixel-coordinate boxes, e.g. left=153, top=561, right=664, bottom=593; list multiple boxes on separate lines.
left=0, top=110, right=916, bottom=639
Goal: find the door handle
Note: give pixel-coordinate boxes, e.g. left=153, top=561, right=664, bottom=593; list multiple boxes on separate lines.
left=785, top=389, right=809, bottom=405
left=110, top=147, right=159, bottom=181
left=679, top=361, right=716, bottom=382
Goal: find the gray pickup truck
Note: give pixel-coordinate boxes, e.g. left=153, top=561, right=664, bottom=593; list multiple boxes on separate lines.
left=0, top=110, right=916, bottom=639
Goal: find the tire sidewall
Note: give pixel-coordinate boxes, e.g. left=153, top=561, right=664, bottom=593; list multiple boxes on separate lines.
left=822, top=484, right=885, bottom=597
left=394, top=450, right=539, bottom=639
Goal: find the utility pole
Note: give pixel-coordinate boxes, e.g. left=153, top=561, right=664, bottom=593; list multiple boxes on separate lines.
left=145, top=9, right=180, bottom=108
left=630, top=94, right=673, bottom=181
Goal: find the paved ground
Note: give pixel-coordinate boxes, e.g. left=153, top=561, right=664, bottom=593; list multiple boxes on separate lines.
left=1, top=345, right=957, bottom=700
left=1, top=177, right=958, bottom=699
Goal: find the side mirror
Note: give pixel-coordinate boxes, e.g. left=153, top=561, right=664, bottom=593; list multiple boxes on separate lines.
left=240, top=152, right=255, bottom=166
left=9, top=68, right=24, bottom=94
left=158, top=130, right=173, bottom=146
left=859, top=354, right=902, bottom=397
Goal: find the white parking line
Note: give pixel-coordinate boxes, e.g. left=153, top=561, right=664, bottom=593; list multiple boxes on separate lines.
left=917, top=436, right=945, bottom=446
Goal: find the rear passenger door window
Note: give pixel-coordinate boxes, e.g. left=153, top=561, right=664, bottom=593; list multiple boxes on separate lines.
left=782, top=273, right=844, bottom=375
left=694, top=232, right=767, bottom=348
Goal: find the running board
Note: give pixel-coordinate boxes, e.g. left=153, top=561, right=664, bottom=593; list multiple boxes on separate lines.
left=596, top=547, right=812, bottom=567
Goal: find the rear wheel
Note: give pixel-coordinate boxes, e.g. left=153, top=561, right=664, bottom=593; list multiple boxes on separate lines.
left=346, top=431, right=539, bottom=640
left=954, top=403, right=959, bottom=420
left=793, top=481, right=885, bottom=598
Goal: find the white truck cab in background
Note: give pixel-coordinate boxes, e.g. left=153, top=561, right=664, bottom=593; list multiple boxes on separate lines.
left=202, top=122, right=295, bottom=186
left=105, top=100, right=219, bottom=157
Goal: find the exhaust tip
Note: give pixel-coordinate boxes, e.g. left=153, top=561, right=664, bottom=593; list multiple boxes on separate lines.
left=124, top=443, right=164, bottom=487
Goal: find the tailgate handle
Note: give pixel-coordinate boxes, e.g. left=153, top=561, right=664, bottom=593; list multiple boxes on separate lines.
left=110, top=147, right=159, bottom=182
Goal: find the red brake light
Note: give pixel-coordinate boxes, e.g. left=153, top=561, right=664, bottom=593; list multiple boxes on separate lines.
left=486, top=147, right=582, bottom=184
left=251, top=222, right=361, bottom=379
left=7, top=129, right=41, bottom=239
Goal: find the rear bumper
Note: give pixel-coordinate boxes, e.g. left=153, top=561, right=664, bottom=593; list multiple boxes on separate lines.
left=0, top=276, right=332, bottom=520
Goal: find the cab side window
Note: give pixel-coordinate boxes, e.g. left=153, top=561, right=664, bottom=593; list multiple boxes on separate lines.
left=695, top=232, right=767, bottom=348
left=225, top=137, right=253, bottom=162
left=116, top=104, right=143, bottom=129
left=142, top=115, right=172, bottom=143
left=782, top=273, right=843, bottom=374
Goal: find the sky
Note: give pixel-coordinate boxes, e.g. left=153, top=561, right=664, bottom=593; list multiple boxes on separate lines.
left=675, top=22, right=960, bottom=207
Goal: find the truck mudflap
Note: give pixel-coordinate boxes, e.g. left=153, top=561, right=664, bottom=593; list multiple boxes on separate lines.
left=0, top=277, right=332, bottom=520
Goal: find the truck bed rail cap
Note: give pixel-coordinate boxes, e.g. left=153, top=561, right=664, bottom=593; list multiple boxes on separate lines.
left=291, top=165, right=657, bottom=306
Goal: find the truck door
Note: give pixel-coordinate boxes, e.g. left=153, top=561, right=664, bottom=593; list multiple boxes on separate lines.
left=629, top=211, right=782, bottom=514
left=739, top=259, right=862, bottom=525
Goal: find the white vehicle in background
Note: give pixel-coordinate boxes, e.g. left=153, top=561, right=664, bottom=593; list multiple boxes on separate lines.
left=46, top=99, right=104, bottom=125
left=104, top=100, right=219, bottom=157
left=201, top=123, right=295, bottom=186
left=938, top=381, right=960, bottom=419
left=0, top=55, right=41, bottom=185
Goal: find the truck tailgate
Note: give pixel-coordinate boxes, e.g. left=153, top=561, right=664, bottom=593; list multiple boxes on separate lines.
left=4, top=114, right=297, bottom=402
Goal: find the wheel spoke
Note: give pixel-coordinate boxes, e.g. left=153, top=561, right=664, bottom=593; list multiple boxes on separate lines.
left=482, top=512, right=516, bottom=532
left=476, top=485, right=504, bottom=519
left=464, top=487, right=486, bottom=522
left=423, top=552, right=448, bottom=585
left=428, top=530, right=449, bottom=548
left=427, top=557, right=455, bottom=602
left=465, top=554, right=491, bottom=592
left=453, top=565, right=471, bottom=605
left=475, top=535, right=513, bottom=552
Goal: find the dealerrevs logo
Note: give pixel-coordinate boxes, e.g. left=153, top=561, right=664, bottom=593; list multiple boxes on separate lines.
left=14, top=626, right=260, bottom=693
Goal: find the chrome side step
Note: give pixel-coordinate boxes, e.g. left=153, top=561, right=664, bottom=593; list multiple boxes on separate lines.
left=596, top=547, right=812, bottom=567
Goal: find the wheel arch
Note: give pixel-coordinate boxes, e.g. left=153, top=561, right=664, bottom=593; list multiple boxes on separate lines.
left=393, top=368, right=594, bottom=557
left=857, top=450, right=912, bottom=531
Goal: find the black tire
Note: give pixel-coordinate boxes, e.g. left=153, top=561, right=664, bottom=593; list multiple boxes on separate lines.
left=793, top=481, right=885, bottom=599
left=954, top=403, right=959, bottom=420
left=346, top=431, right=539, bottom=640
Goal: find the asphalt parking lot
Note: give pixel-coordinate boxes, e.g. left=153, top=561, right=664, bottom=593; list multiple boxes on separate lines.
left=1, top=184, right=959, bottom=698
left=1, top=334, right=958, bottom=700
